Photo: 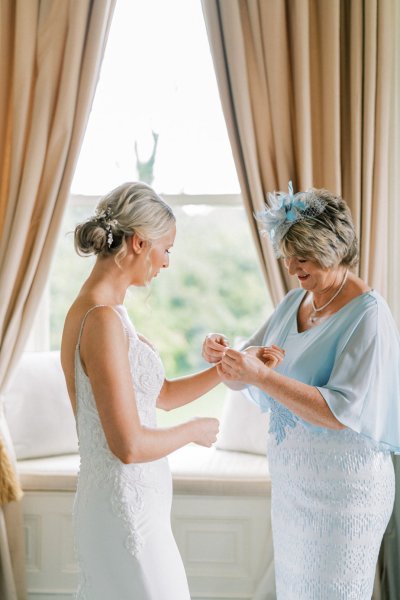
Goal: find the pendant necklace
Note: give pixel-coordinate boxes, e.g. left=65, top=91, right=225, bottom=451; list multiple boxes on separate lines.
left=310, top=269, right=349, bottom=324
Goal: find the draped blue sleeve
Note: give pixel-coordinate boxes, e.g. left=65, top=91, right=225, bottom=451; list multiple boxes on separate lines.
left=241, top=289, right=303, bottom=412
left=316, top=293, right=400, bottom=452
left=241, top=289, right=400, bottom=452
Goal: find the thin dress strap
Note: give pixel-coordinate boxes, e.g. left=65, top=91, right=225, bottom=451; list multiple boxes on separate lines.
left=76, top=304, right=128, bottom=348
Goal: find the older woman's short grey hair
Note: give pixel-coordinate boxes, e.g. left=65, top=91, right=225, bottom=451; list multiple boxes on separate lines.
left=279, top=188, right=359, bottom=268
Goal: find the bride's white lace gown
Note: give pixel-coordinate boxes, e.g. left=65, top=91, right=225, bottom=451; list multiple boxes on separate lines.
left=73, top=305, right=191, bottom=600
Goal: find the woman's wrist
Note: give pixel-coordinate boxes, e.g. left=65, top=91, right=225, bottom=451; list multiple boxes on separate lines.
left=254, top=362, right=271, bottom=388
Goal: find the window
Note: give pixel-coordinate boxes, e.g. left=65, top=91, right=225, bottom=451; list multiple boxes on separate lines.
left=48, top=0, right=272, bottom=423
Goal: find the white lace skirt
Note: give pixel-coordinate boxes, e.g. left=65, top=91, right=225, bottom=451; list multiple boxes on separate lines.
left=268, top=423, right=395, bottom=600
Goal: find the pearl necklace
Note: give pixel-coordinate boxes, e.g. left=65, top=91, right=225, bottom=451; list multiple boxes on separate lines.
left=310, top=269, right=349, bottom=323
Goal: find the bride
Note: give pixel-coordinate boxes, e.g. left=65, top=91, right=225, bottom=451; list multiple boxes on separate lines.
left=61, top=181, right=221, bottom=600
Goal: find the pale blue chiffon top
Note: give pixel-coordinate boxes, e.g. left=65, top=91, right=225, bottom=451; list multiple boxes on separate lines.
left=246, top=288, right=400, bottom=452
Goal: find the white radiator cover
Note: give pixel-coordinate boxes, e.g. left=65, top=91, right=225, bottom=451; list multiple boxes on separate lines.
left=22, top=490, right=273, bottom=600
left=19, top=447, right=275, bottom=600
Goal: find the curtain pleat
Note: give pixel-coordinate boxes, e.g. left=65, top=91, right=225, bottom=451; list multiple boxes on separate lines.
left=0, top=2, right=116, bottom=598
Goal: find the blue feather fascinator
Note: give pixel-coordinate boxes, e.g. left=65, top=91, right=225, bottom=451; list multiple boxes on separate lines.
left=258, top=181, right=326, bottom=255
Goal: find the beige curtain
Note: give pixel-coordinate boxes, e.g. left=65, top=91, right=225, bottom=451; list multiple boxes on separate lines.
left=387, top=0, right=400, bottom=327
left=378, top=3, right=400, bottom=598
left=201, top=0, right=395, bottom=304
left=0, top=1, right=116, bottom=598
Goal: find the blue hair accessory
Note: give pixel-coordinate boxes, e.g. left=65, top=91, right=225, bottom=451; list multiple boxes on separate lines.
left=258, top=181, right=326, bottom=254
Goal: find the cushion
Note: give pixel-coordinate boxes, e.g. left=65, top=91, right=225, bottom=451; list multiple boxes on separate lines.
left=4, top=351, right=78, bottom=460
left=216, top=388, right=269, bottom=455
left=17, top=445, right=270, bottom=495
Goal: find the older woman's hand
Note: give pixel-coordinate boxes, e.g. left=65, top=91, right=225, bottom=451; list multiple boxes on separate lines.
left=244, top=344, right=285, bottom=369
left=202, top=333, right=229, bottom=364
left=217, top=348, right=269, bottom=385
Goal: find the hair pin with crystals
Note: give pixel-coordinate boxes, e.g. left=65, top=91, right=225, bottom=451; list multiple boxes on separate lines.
left=258, top=181, right=326, bottom=253
left=95, top=206, right=118, bottom=248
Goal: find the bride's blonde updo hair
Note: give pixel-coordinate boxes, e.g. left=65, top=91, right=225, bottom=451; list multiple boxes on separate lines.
left=74, top=182, right=175, bottom=265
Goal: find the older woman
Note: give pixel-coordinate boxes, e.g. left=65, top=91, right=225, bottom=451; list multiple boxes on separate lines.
left=203, top=184, right=400, bottom=599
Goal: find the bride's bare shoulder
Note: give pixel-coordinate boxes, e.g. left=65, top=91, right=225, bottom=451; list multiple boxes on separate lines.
left=61, top=299, right=99, bottom=361
left=63, top=299, right=90, bottom=337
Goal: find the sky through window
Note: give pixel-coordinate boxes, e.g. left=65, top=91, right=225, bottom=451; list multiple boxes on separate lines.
left=72, top=0, right=240, bottom=196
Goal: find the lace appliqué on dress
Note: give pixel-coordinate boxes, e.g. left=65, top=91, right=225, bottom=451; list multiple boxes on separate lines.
left=74, top=322, right=165, bottom=562
left=111, top=461, right=160, bottom=556
left=269, top=398, right=298, bottom=444
left=128, top=337, right=164, bottom=428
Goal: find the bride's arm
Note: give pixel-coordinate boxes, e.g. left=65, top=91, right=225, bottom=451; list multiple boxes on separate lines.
left=157, top=367, right=221, bottom=411
left=133, top=333, right=222, bottom=410
left=157, top=345, right=284, bottom=411
left=80, top=309, right=219, bottom=463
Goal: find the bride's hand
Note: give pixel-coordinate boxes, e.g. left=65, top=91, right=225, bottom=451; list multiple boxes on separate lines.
left=243, top=344, right=285, bottom=369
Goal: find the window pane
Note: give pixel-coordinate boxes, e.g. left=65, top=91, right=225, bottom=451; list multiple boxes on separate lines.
left=71, top=0, right=240, bottom=195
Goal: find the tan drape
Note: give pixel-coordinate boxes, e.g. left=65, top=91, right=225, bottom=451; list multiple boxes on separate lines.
left=387, top=0, right=400, bottom=327
left=201, top=0, right=395, bottom=304
left=0, top=1, right=116, bottom=598
left=377, top=4, right=400, bottom=599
